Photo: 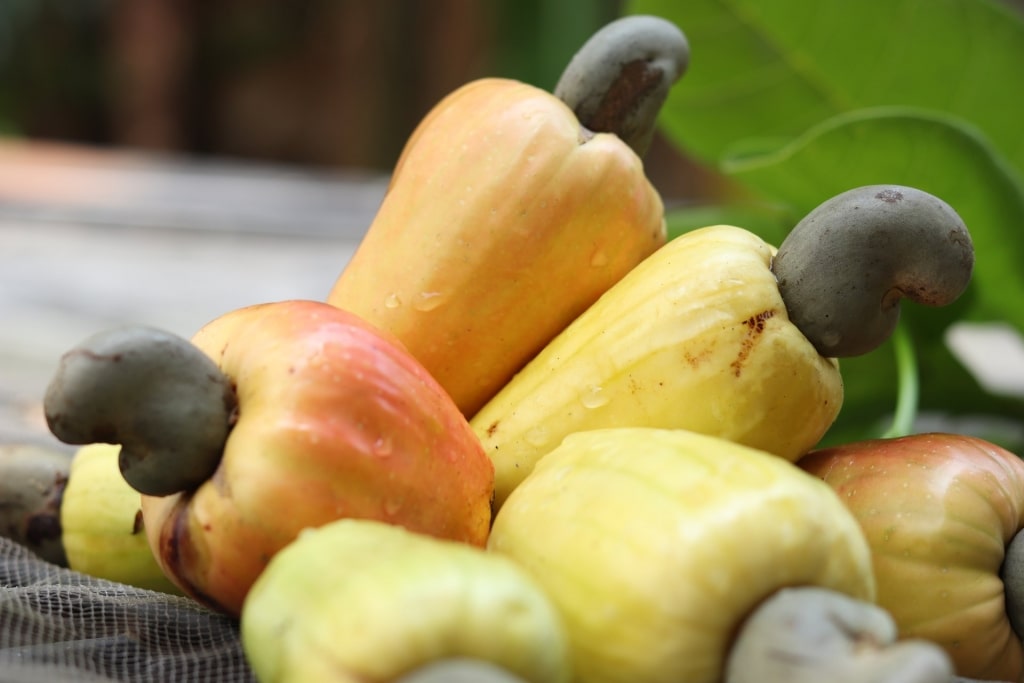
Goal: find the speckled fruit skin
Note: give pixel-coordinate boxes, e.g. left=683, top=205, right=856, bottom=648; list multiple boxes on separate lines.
left=327, top=77, right=666, bottom=418
left=798, top=433, right=1024, bottom=682
left=140, top=300, right=494, bottom=617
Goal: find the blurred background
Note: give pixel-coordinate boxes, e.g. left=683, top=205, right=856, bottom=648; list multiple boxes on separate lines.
left=3, top=0, right=1024, bottom=449
left=0, top=0, right=715, bottom=447
left=0, top=0, right=713, bottom=202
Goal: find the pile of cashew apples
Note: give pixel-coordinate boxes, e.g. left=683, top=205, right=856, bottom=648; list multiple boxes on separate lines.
left=7, top=12, right=1024, bottom=683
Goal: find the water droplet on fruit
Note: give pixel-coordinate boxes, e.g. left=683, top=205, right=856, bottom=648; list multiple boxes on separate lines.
left=372, top=436, right=393, bottom=457
left=384, top=292, right=402, bottom=309
left=591, top=251, right=609, bottom=267
left=413, top=291, right=445, bottom=312
left=580, top=384, right=608, bottom=409
left=384, top=498, right=402, bottom=517
left=525, top=426, right=549, bottom=448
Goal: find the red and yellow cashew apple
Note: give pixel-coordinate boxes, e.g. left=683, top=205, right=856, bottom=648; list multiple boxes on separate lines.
left=327, top=15, right=688, bottom=417
left=44, top=300, right=494, bottom=616
left=799, top=433, right=1024, bottom=681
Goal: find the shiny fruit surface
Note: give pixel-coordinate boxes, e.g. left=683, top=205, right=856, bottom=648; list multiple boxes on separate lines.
left=142, top=300, right=494, bottom=616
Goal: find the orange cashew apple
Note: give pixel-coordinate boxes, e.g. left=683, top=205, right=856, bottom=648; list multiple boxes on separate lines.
left=327, top=15, right=688, bottom=417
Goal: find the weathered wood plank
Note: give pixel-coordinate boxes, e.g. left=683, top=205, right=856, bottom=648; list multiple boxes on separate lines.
left=0, top=138, right=388, bottom=237
left=0, top=140, right=386, bottom=446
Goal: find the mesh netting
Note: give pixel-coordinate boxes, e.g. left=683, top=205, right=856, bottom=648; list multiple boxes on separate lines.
left=0, top=537, right=255, bottom=683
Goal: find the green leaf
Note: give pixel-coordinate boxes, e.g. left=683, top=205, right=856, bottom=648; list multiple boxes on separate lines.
left=725, top=106, right=1024, bottom=330
left=625, top=0, right=1024, bottom=179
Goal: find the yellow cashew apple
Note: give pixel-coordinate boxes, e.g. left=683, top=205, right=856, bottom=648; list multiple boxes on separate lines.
left=327, top=77, right=666, bottom=417
left=488, top=427, right=875, bottom=683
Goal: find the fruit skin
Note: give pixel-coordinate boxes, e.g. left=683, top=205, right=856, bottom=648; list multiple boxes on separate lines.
left=241, top=518, right=571, bottom=683
left=141, top=300, right=495, bottom=617
left=488, top=427, right=874, bottom=683
left=798, top=434, right=1024, bottom=682
left=327, top=77, right=666, bottom=418
left=472, top=225, right=843, bottom=509
left=61, top=443, right=181, bottom=594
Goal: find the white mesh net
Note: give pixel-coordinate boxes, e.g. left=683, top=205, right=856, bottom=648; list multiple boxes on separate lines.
left=0, top=537, right=255, bottom=683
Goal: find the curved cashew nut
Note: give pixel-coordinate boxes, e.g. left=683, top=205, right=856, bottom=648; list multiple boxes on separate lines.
left=1002, top=527, right=1024, bottom=642
left=725, top=586, right=954, bottom=683
left=772, top=185, right=974, bottom=357
left=0, top=443, right=72, bottom=566
left=394, top=659, right=530, bottom=683
left=43, top=326, right=236, bottom=497
left=554, top=14, right=689, bottom=158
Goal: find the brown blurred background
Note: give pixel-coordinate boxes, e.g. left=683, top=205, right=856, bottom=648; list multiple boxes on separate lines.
left=0, top=0, right=714, bottom=202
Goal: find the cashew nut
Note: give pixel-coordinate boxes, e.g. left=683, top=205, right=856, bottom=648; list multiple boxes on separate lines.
left=554, top=14, right=689, bottom=157
left=0, top=443, right=72, bottom=565
left=395, top=659, right=529, bottom=683
left=1002, top=527, right=1024, bottom=642
left=725, top=586, right=954, bottom=683
left=43, top=326, right=236, bottom=496
left=772, top=185, right=974, bottom=357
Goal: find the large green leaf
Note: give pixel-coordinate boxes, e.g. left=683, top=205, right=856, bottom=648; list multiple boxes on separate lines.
left=726, top=106, right=1024, bottom=330
left=626, top=0, right=1024, bottom=179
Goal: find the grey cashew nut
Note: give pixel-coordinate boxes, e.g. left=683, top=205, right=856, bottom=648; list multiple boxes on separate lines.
left=725, top=586, right=954, bottom=683
left=394, top=659, right=529, bottom=683
left=553, top=14, right=689, bottom=158
left=772, top=185, right=974, bottom=358
left=1001, top=527, right=1024, bottom=640
left=43, top=326, right=237, bottom=497
left=0, top=443, right=72, bottom=566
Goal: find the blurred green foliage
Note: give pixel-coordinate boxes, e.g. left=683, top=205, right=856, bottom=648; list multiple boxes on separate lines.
left=491, top=0, right=619, bottom=89
left=0, top=0, right=619, bottom=161
left=0, top=1, right=111, bottom=138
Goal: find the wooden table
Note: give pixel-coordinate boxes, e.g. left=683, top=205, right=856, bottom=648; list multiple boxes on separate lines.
left=0, top=139, right=388, bottom=448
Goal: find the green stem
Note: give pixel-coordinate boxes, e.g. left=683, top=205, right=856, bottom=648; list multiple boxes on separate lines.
left=881, top=323, right=920, bottom=439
